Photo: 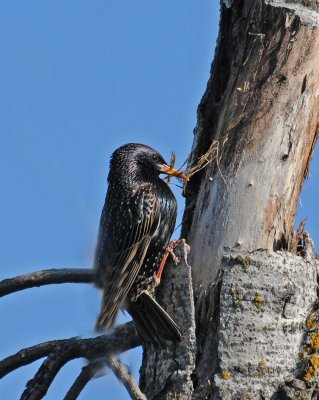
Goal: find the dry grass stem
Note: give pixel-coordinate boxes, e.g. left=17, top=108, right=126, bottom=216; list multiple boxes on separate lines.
left=183, top=136, right=228, bottom=183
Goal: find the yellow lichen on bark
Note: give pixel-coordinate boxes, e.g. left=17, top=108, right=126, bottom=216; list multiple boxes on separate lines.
left=221, top=371, right=232, bottom=380
left=254, top=294, right=264, bottom=308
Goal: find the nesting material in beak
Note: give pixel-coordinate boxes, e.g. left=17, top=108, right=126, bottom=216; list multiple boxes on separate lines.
left=159, top=164, right=189, bottom=181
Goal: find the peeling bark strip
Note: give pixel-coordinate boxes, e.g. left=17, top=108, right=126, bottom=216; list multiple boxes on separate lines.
left=264, top=1, right=319, bottom=26
left=184, top=0, right=319, bottom=290
left=214, top=250, right=318, bottom=399
left=223, top=1, right=319, bottom=26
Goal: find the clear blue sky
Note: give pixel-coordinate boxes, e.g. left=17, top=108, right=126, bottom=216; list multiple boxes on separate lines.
left=0, top=1, right=318, bottom=399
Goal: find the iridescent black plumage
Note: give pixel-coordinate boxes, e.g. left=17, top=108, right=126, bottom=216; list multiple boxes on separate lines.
left=94, top=143, right=184, bottom=343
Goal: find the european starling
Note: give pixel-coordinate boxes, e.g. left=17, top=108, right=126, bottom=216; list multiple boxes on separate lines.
left=94, top=143, right=188, bottom=343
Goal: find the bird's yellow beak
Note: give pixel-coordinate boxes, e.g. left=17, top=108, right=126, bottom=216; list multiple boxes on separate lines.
left=159, top=164, right=189, bottom=181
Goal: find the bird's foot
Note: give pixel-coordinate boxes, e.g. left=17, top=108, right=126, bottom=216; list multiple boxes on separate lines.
left=154, top=239, right=188, bottom=286
left=166, top=239, right=186, bottom=265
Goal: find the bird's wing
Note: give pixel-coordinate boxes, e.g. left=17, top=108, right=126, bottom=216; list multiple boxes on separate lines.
left=95, top=184, right=160, bottom=330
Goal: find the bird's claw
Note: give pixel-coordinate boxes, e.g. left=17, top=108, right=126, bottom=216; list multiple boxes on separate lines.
left=168, top=249, right=180, bottom=265
left=167, top=239, right=190, bottom=266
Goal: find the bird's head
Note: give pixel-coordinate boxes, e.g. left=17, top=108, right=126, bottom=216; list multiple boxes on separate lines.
left=110, top=143, right=189, bottom=182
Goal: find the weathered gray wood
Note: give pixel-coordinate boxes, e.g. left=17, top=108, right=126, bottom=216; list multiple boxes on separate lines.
left=186, top=0, right=319, bottom=290
left=224, top=1, right=319, bottom=26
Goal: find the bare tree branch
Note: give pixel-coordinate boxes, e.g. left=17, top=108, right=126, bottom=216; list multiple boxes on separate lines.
left=63, top=356, right=147, bottom=400
left=21, top=351, right=69, bottom=400
left=1, top=269, right=147, bottom=398
left=0, top=268, right=94, bottom=297
left=106, top=356, right=147, bottom=400
left=0, top=322, right=140, bottom=379
left=64, top=361, right=104, bottom=400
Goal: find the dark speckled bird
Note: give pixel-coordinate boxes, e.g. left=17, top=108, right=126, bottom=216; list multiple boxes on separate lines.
left=94, top=143, right=188, bottom=343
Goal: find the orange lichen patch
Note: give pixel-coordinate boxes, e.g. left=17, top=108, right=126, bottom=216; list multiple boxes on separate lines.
left=307, top=316, right=317, bottom=330
left=258, top=360, right=267, bottom=366
left=221, top=370, right=232, bottom=380
left=232, top=290, right=240, bottom=298
left=299, top=351, right=306, bottom=359
left=304, top=367, right=314, bottom=381
left=306, top=345, right=312, bottom=353
left=311, top=329, right=319, bottom=349
left=310, top=354, right=319, bottom=367
left=304, top=354, right=319, bottom=381
left=301, top=323, right=319, bottom=381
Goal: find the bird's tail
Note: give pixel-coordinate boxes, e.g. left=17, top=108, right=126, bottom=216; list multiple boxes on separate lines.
left=128, top=292, right=182, bottom=344
left=95, top=289, right=119, bottom=332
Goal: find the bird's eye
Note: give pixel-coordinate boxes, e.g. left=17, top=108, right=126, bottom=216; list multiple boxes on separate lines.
left=152, top=154, right=158, bottom=162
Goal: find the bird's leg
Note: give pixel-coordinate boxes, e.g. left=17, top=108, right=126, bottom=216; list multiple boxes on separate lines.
left=154, top=239, right=185, bottom=286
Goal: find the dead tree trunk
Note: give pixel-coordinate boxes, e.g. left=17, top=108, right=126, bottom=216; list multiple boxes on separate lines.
left=140, top=1, right=319, bottom=399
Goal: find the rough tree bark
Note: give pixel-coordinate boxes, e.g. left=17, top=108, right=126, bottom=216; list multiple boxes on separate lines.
left=140, top=1, right=319, bottom=399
